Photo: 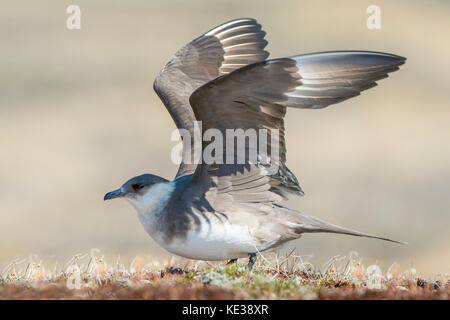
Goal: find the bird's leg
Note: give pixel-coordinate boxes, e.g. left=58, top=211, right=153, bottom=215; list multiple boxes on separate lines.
left=247, top=253, right=257, bottom=271
left=226, top=258, right=238, bottom=265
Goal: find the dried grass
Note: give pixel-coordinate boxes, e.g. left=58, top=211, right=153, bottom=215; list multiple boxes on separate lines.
left=0, top=250, right=448, bottom=300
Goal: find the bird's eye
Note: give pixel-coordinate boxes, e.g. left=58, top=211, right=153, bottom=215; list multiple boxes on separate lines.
left=132, top=183, right=145, bottom=191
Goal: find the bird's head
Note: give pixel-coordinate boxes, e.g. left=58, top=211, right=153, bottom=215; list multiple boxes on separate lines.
left=104, top=174, right=171, bottom=213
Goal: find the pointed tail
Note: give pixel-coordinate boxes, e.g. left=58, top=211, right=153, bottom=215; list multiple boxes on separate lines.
left=279, top=205, right=407, bottom=244
left=303, top=219, right=407, bottom=245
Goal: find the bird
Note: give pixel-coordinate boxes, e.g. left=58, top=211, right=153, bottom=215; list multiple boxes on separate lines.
left=104, top=18, right=406, bottom=271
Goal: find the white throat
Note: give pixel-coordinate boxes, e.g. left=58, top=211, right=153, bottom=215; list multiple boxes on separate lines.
left=126, top=182, right=174, bottom=215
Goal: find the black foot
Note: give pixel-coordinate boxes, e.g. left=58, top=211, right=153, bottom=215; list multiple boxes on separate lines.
left=247, top=253, right=257, bottom=271
left=226, top=258, right=238, bottom=265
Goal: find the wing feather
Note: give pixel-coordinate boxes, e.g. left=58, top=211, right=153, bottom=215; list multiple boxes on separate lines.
left=153, top=19, right=269, bottom=178
left=188, top=51, right=406, bottom=203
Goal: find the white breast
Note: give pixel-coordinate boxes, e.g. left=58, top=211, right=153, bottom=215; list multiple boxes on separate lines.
left=153, top=218, right=260, bottom=260
left=133, top=180, right=262, bottom=261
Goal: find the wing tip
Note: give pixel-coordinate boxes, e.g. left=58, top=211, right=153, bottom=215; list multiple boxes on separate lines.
left=205, top=17, right=262, bottom=36
left=291, top=50, right=407, bottom=67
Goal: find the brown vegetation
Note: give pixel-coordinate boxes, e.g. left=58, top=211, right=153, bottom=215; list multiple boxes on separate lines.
left=1, top=252, right=448, bottom=300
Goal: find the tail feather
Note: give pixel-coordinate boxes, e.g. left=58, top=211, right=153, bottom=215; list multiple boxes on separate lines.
left=302, top=219, right=407, bottom=245
left=277, top=205, right=407, bottom=244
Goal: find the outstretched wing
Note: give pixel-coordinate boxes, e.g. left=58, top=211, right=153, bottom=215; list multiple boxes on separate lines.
left=153, top=18, right=269, bottom=178
left=188, top=51, right=406, bottom=205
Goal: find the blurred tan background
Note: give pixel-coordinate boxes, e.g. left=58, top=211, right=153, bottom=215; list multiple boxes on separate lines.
left=1, top=0, right=449, bottom=277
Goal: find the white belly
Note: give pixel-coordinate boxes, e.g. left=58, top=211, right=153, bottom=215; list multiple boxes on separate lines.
left=151, top=219, right=260, bottom=260
left=133, top=182, right=266, bottom=261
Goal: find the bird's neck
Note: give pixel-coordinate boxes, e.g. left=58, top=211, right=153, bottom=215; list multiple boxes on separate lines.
left=131, top=181, right=175, bottom=216
left=134, top=175, right=192, bottom=236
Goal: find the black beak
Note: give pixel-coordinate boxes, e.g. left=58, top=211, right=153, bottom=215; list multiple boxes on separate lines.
left=104, top=188, right=125, bottom=201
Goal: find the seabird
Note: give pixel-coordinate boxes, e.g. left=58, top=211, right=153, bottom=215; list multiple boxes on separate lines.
left=104, top=18, right=406, bottom=270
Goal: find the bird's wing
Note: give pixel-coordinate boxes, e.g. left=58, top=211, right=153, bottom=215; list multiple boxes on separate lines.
left=153, top=18, right=269, bottom=178
left=187, top=51, right=406, bottom=205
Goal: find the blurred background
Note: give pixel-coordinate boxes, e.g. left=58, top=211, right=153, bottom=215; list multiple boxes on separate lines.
left=1, top=0, right=449, bottom=277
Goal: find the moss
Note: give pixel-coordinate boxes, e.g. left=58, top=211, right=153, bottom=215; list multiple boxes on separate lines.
left=0, top=252, right=448, bottom=299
